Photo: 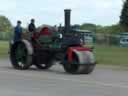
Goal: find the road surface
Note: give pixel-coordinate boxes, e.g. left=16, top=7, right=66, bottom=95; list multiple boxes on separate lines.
left=0, top=59, right=128, bottom=96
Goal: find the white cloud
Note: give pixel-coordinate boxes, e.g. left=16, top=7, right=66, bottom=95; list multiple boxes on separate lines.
left=0, top=0, right=123, bottom=26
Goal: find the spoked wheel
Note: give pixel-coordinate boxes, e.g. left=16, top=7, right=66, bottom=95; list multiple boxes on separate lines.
left=10, top=42, right=32, bottom=70
left=63, top=51, right=96, bottom=74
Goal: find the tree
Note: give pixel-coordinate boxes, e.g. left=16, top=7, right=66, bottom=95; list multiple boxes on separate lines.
left=0, top=16, right=13, bottom=32
left=71, top=24, right=81, bottom=29
left=96, top=24, right=122, bottom=34
left=80, top=23, right=96, bottom=32
left=120, top=0, right=128, bottom=31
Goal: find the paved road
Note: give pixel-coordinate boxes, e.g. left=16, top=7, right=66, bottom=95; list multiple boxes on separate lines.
left=0, top=59, right=128, bottom=96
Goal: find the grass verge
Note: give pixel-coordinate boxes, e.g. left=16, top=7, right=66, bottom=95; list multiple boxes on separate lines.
left=0, top=41, right=9, bottom=58
left=94, top=45, right=128, bottom=66
left=0, top=41, right=128, bottom=66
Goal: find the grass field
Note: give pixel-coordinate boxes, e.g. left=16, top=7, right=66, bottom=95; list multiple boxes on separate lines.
left=0, top=41, right=9, bottom=58
left=0, top=41, right=128, bottom=66
left=94, top=45, right=128, bottom=66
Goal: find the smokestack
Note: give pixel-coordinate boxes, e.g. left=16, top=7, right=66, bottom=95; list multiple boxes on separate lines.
left=64, top=9, right=71, bottom=33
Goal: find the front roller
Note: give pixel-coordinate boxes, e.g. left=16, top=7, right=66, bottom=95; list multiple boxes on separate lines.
left=10, top=40, right=33, bottom=70
left=63, top=47, right=96, bottom=74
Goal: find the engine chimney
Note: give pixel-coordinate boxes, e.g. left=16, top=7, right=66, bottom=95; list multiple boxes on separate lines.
left=64, top=9, right=71, bottom=33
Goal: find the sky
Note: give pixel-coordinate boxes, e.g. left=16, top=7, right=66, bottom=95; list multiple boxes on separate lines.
left=0, top=0, right=123, bottom=27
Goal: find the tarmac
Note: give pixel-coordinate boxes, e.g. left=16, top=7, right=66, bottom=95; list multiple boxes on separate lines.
left=0, top=59, right=128, bottom=96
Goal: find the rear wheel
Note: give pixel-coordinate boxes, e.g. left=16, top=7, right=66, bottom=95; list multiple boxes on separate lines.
left=10, top=42, right=32, bottom=70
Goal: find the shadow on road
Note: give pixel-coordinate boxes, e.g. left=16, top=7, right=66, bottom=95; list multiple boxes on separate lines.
left=0, top=65, right=76, bottom=75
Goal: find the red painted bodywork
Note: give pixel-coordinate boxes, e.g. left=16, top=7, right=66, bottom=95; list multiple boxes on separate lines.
left=40, top=27, right=52, bottom=35
left=68, top=47, right=91, bottom=63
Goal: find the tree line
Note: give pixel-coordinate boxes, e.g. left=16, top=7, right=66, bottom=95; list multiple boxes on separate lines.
left=0, top=16, right=122, bottom=35
left=0, top=0, right=128, bottom=35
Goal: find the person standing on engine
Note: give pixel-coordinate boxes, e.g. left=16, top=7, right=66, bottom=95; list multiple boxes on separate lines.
left=14, top=20, right=23, bottom=42
left=28, top=19, right=36, bottom=32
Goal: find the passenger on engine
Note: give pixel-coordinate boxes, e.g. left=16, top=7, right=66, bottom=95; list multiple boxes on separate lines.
left=14, top=20, right=23, bottom=42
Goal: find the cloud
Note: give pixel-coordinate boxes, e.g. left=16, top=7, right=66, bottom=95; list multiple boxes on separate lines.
left=0, top=0, right=123, bottom=26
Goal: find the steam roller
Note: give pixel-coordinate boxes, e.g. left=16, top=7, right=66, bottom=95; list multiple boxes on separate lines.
left=9, top=9, right=96, bottom=74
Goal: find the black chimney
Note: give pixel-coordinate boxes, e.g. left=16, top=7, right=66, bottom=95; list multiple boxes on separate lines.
left=64, top=9, right=71, bottom=33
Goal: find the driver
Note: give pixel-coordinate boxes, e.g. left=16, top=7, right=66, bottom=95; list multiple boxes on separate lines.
left=28, top=19, right=37, bottom=41
left=28, top=19, right=36, bottom=33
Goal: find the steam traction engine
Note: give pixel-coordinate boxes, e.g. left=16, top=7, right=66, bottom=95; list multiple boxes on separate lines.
left=9, top=9, right=96, bottom=74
